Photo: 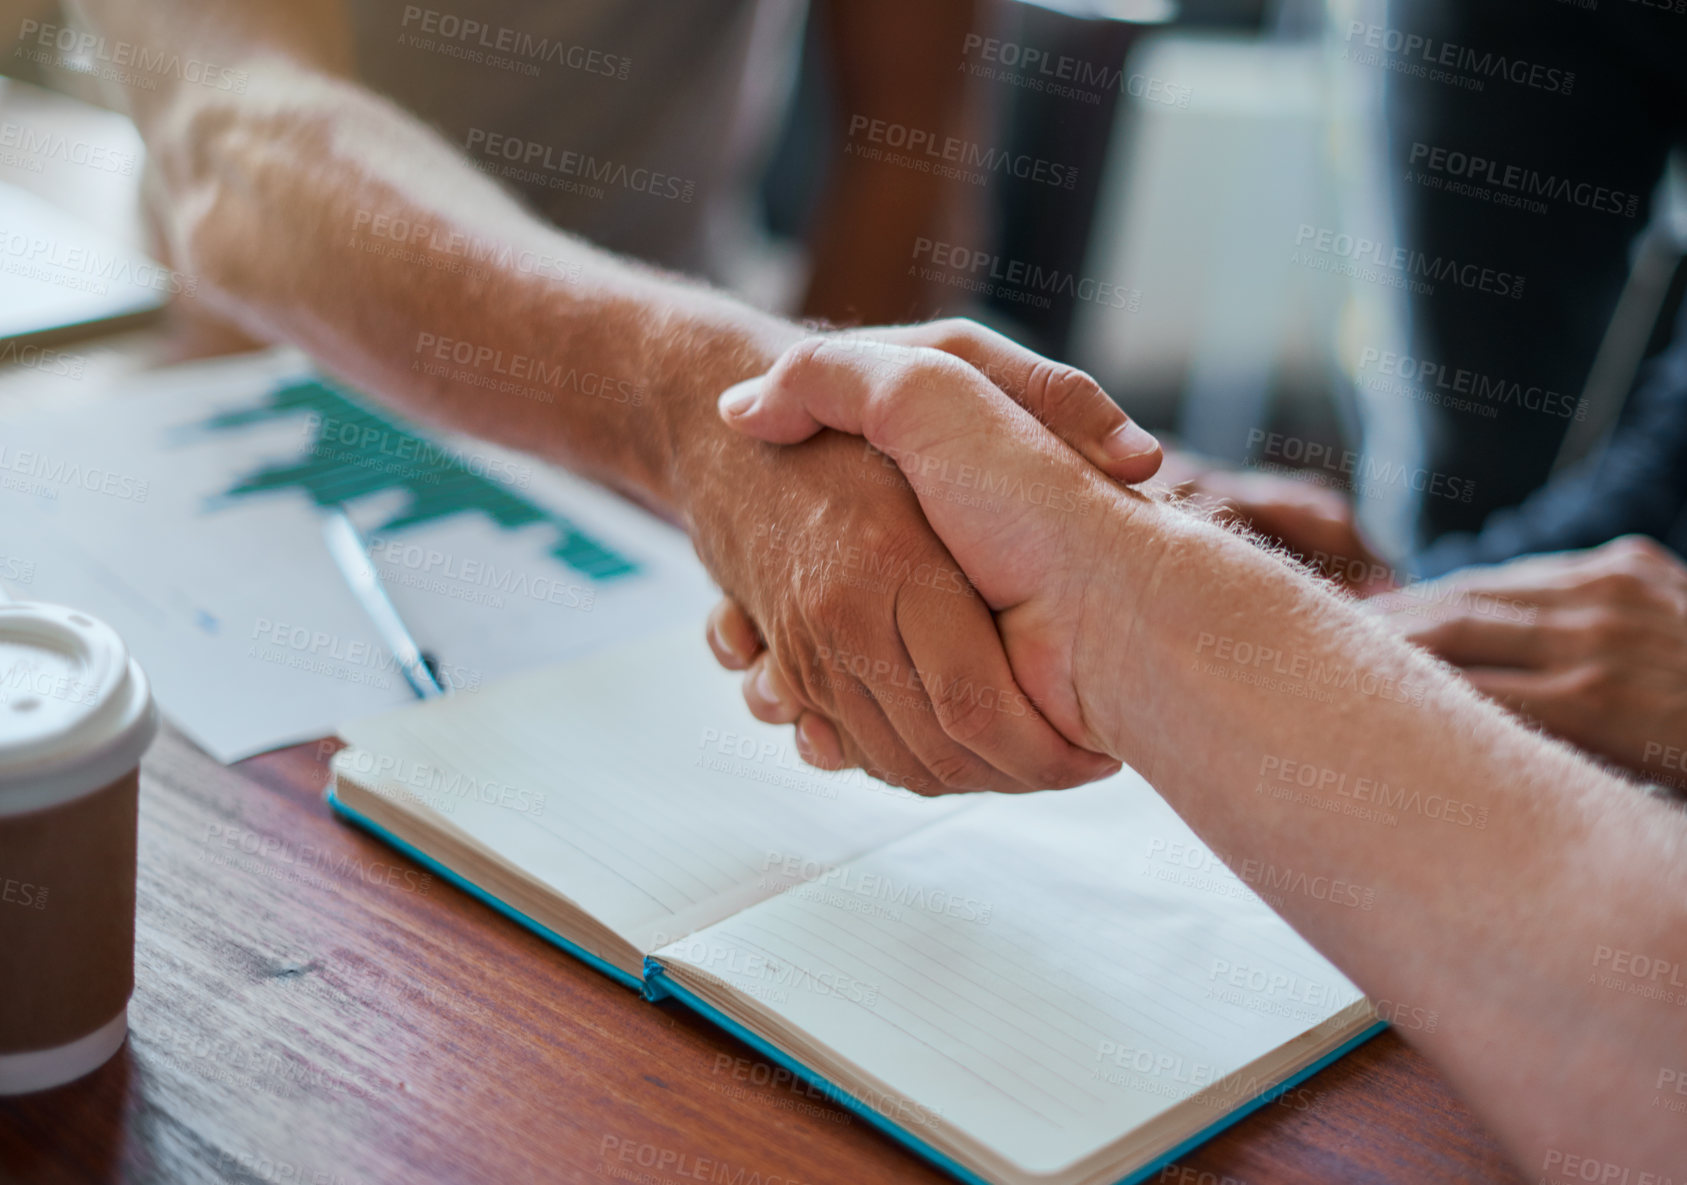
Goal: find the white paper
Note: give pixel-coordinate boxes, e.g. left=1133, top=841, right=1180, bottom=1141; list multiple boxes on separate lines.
left=658, top=776, right=1365, bottom=1176
left=338, top=625, right=970, bottom=953
left=0, top=350, right=718, bottom=760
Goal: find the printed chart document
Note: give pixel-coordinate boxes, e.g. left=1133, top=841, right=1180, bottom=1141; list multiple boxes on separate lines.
left=329, top=626, right=1382, bottom=1185
left=0, top=350, right=716, bottom=759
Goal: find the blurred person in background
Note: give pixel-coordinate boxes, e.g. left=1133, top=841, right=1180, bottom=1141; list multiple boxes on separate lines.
left=1384, top=0, right=1687, bottom=572
left=1363, top=0, right=1687, bottom=784
left=1141, top=1, right=1687, bottom=784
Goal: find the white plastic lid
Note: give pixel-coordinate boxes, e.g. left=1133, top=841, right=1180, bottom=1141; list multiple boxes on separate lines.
left=0, top=602, right=156, bottom=815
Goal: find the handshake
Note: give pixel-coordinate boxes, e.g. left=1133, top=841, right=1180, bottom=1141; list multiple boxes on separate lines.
left=677, top=329, right=1687, bottom=1174
left=689, top=321, right=1687, bottom=791
left=691, top=323, right=1174, bottom=795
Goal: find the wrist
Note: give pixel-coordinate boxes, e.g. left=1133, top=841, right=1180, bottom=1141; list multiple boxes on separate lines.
left=481, top=255, right=803, bottom=521
left=1069, top=494, right=1185, bottom=766
left=638, top=290, right=807, bottom=521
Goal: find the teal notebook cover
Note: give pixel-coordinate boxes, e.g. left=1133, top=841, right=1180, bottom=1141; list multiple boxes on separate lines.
left=328, top=787, right=1386, bottom=1185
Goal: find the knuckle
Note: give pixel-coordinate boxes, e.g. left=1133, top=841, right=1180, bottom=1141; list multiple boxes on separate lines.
left=895, top=346, right=966, bottom=396
left=1587, top=609, right=1634, bottom=650
left=925, top=748, right=984, bottom=792
left=931, top=315, right=988, bottom=353
left=846, top=513, right=918, bottom=579
left=770, top=336, right=831, bottom=392
left=1025, top=359, right=1106, bottom=430
left=1583, top=566, right=1648, bottom=606
left=1565, top=662, right=1619, bottom=707
left=778, top=634, right=837, bottom=712
left=859, top=350, right=954, bottom=435
left=1589, top=536, right=1677, bottom=598
left=800, top=567, right=853, bottom=629
left=929, top=672, right=1001, bottom=748
left=1607, top=533, right=1668, bottom=567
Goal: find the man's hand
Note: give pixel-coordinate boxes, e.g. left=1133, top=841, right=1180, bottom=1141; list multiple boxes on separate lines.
left=687, top=321, right=1159, bottom=793
left=708, top=332, right=1159, bottom=771
left=1366, top=535, right=1687, bottom=775
left=1156, top=452, right=1388, bottom=590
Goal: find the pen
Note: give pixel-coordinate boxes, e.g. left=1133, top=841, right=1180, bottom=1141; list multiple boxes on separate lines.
left=320, top=507, right=447, bottom=700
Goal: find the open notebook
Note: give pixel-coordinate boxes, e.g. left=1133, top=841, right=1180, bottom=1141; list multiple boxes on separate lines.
left=328, top=625, right=1382, bottom=1185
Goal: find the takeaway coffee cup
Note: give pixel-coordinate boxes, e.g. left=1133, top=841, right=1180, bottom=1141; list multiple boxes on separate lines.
left=0, top=602, right=156, bottom=1094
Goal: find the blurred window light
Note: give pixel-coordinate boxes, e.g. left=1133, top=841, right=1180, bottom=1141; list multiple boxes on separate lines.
left=1009, top=0, right=1179, bottom=26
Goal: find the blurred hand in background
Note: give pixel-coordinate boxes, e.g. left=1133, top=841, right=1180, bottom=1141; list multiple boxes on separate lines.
left=1366, top=535, right=1687, bottom=778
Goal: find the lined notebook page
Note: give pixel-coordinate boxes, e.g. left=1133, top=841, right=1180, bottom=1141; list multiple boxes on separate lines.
left=338, top=625, right=968, bottom=953
left=655, top=773, right=1365, bottom=1176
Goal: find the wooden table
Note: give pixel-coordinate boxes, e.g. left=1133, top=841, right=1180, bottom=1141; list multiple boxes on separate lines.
left=0, top=724, right=1528, bottom=1185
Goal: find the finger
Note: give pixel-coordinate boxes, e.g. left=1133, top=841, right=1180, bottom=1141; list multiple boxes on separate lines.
left=777, top=640, right=935, bottom=789
left=794, top=609, right=1027, bottom=792
left=1401, top=554, right=1583, bottom=609
left=1370, top=582, right=1553, bottom=644
left=870, top=321, right=1163, bottom=484
left=793, top=712, right=844, bottom=771
left=1253, top=501, right=1367, bottom=565
left=741, top=652, right=804, bottom=725
left=1195, top=472, right=1383, bottom=578
left=856, top=672, right=1024, bottom=793
left=707, top=598, right=763, bottom=671
left=1407, top=612, right=1556, bottom=669
left=720, top=374, right=814, bottom=440
left=851, top=621, right=1045, bottom=794
left=1366, top=574, right=1538, bottom=638
left=897, top=581, right=1122, bottom=790
left=1462, top=667, right=1585, bottom=737
left=813, top=671, right=951, bottom=795
left=1390, top=546, right=1687, bottom=626
left=1360, top=591, right=1453, bottom=636
left=721, top=337, right=1100, bottom=611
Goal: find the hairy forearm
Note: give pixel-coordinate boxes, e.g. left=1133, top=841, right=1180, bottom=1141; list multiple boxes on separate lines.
left=104, top=28, right=798, bottom=515
left=1088, top=504, right=1687, bottom=1169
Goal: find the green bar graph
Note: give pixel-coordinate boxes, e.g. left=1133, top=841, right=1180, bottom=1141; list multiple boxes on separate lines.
left=197, top=377, right=639, bottom=581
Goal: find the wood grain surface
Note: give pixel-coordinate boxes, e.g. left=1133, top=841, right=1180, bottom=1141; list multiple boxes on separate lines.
left=0, top=728, right=1529, bottom=1185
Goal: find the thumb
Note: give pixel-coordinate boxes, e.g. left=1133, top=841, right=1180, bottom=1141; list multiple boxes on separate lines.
left=863, top=321, right=1162, bottom=485
left=718, top=374, right=825, bottom=443
left=717, top=337, right=1108, bottom=610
